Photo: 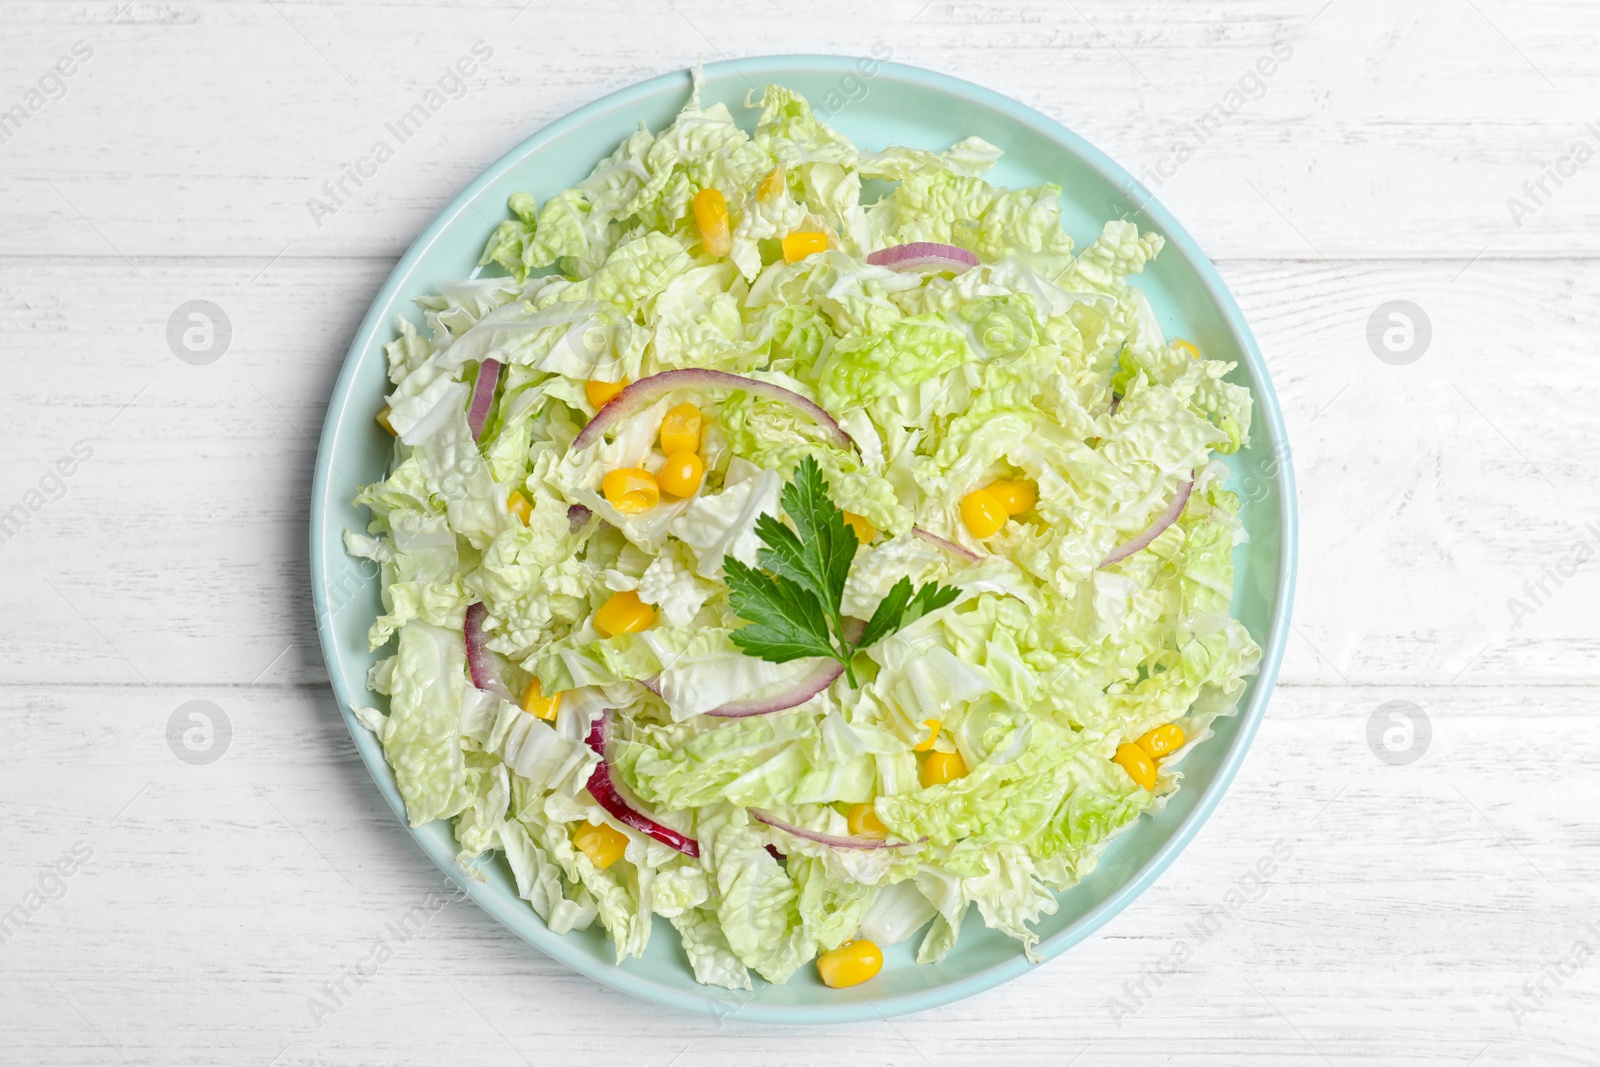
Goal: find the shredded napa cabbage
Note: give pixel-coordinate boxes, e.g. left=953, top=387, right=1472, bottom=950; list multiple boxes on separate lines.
left=348, top=70, right=1260, bottom=988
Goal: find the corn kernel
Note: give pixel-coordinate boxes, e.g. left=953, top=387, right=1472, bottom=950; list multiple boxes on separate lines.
left=1174, top=338, right=1200, bottom=360
left=960, top=489, right=1008, bottom=539
left=658, top=451, right=705, bottom=498
left=816, top=939, right=883, bottom=989
left=987, top=479, right=1036, bottom=516
left=572, top=821, right=629, bottom=869
left=520, top=678, right=560, bottom=721
left=1114, top=742, right=1159, bottom=791
left=846, top=803, right=887, bottom=839
left=594, top=590, right=655, bottom=637
left=659, top=402, right=703, bottom=455
left=586, top=378, right=628, bottom=409
left=921, top=750, right=967, bottom=786
left=602, top=468, right=659, bottom=514
left=507, top=491, right=533, bottom=526
left=782, top=231, right=829, bottom=263
left=1136, top=723, right=1186, bottom=759
left=842, top=511, right=877, bottom=544
left=693, top=187, right=732, bottom=257
left=757, top=166, right=785, bottom=202
left=913, top=718, right=941, bottom=752
left=375, top=405, right=396, bottom=436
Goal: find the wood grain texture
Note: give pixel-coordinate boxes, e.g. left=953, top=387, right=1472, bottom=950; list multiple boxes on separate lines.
left=1, top=686, right=1594, bottom=1065
left=1, top=0, right=1596, bottom=1062
left=0, top=0, right=1596, bottom=259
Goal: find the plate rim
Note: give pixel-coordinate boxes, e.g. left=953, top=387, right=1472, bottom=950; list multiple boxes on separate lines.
left=310, top=52, right=1298, bottom=1025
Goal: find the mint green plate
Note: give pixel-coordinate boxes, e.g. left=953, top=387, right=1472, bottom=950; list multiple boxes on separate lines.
left=310, top=55, right=1296, bottom=1024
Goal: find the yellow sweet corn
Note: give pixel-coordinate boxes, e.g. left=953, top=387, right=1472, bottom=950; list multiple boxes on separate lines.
left=375, top=405, right=396, bottom=435
left=842, top=511, right=876, bottom=544
left=1136, top=723, right=1185, bottom=759
left=1174, top=338, right=1199, bottom=359
left=658, top=451, right=705, bottom=498
left=986, top=479, right=1036, bottom=516
left=520, top=678, right=560, bottom=721
left=782, top=231, right=829, bottom=262
left=913, top=718, right=941, bottom=752
left=594, top=590, right=654, bottom=637
left=921, top=750, right=967, bottom=786
left=960, top=488, right=1008, bottom=538
left=586, top=378, right=628, bottom=408
left=757, top=166, right=785, bottom=202
left=572, top=821, right=629, bottom=869
left=846, top=803, right=887, bottom=838
left=816, top=939, right=883, bottom=988
left=602, top=468, right=659, bottom=513
left=693, top=187, right=732, bottom=257
left=659, top=403, right=703, bottom=455
left=507, top=491, right=533, bottom=526
left=1114, top=742, right=1158, bottom=791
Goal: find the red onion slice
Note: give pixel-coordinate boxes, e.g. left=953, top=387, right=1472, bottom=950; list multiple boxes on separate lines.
left=463, top=602, right=512, bottom=699
left=467, top=358, right=501, bottom=440
left=570, top=369, right=853, bottom=452
left=637, top=674, right=663, bottom=697
left=911, top=526, right=982, bottom=563
left=584, top=712, right=700, bottom=857
left=566, top=503, right=592, bottom=532
left=750, top=808, right=922, bottom=851
left=702, top=619, right=862, bottom=718
left=764, top=844, right=786, bottom=862
left=1099, top=479, right=1194, bottom=568
left=866, top=242, right=979, bottom=273
left=705, top=661, right=843, bottom=718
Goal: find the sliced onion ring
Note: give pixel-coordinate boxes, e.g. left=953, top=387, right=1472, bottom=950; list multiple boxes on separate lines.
left=750, top=808, right=922, bottom=851
left=566, top=503, right=593, bottom=533
left=467, top=358, right=501, bottom=439
left=584, top=712, right=700, bottom=857
left=866, top=242, right=979, bottom=273
left=704, top=661, right=843, bottom=718
left=1099, top=479, right=1194, bottom=568
left=463, top=602, right=512, bottom=699
left=912, top=526, right=982, bottom=563
left=571, top=369, right=853, bottom=452
left=702, top=619, right=862, bottom=718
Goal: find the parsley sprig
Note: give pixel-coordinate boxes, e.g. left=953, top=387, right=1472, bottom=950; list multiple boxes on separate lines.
left=723, top=456, right=959, bottom=686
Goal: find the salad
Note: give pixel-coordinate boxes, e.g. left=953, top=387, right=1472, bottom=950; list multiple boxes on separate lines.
left=345, top=72, right=1260, bottom=991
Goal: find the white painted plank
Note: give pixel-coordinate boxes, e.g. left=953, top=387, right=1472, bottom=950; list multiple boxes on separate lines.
left=1, top=255, right=1592, bottom=686
left=0, top=684, right=1590, bottom=1065
left=3, top=0, right=1598, bottom=1059
left=0, top=0, right=1595, bottom=259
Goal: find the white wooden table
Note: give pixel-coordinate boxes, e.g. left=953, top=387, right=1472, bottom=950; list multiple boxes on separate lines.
left=3, top=1, right=1596, bottom=1063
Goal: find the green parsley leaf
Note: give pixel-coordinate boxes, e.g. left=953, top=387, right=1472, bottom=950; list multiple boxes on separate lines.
left=857, top=577, right=960, bottom=650
left=722, top=455, right=963, bottom=687
left=723, top=557, right=836, bottom=662
left=857, top=577, right=914, bottom=651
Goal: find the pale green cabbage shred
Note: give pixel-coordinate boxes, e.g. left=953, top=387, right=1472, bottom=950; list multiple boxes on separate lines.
left=347, top=73, right=1260, bottom=988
